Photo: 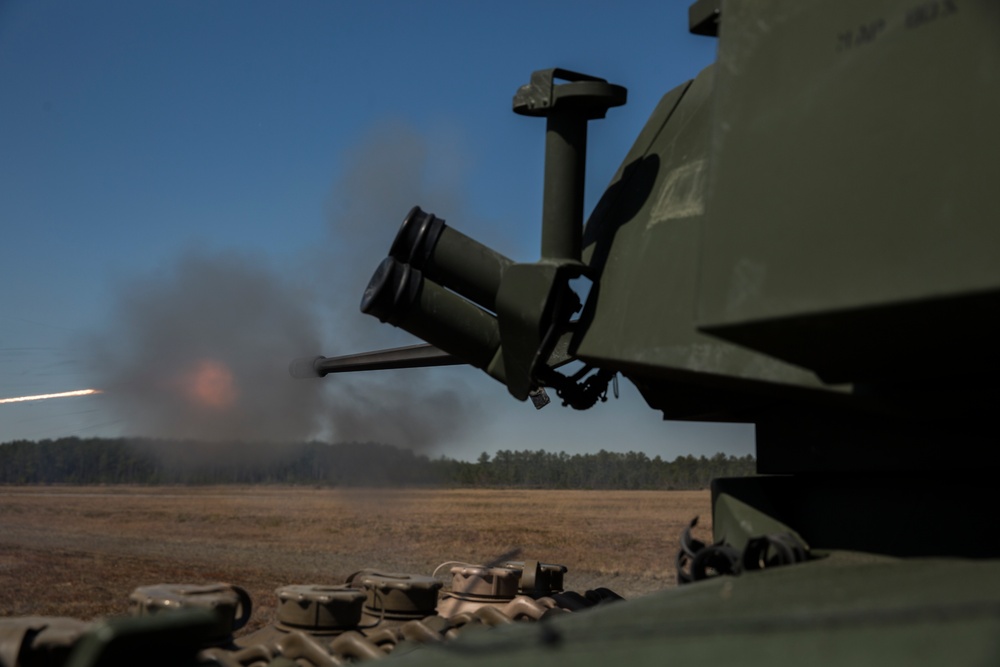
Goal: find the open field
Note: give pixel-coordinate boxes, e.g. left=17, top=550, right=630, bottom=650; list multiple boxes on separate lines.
left=0, top=486, right=711, bottom=631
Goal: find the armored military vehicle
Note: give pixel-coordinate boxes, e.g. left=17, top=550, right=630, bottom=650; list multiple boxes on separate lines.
left=4, top=0, right=999, bottom=664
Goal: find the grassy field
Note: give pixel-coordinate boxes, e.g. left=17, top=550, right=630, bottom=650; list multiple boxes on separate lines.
left=0, top=486, right=711, bottom=631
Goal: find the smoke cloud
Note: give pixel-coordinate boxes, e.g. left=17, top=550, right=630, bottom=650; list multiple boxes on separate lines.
left=323, top=119, right=469, bottom=344
left=317, top=119, right=488, bottom=449
left=88, top=251, right=326, bottom=442
left=87, top=119, right=496, bottom=452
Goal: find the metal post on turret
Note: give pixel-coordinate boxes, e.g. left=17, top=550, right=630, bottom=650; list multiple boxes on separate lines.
left=512, top=69, right=626, bottom=263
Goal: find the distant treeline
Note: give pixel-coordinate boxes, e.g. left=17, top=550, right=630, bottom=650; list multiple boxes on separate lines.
left=0, top=437, right=755, bottom=489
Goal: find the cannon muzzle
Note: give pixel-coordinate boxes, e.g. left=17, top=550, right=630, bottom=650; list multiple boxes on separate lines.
left=289, top=344, right=463, bottom=378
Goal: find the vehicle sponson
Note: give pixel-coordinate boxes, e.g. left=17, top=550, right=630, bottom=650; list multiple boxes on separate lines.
left=388, top=553, right=1000, bottom=667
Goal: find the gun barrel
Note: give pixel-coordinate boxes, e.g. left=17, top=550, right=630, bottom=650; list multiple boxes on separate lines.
left=289, top=344, right=463, bottom=378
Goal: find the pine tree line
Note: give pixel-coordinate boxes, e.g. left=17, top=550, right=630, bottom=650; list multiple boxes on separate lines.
left=437, top=450, right=754, bottom=489
left=0, top=437, right=754, bottom=489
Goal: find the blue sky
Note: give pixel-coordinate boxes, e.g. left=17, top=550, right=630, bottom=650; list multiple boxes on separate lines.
left=0, top=1, right=753, bottom=460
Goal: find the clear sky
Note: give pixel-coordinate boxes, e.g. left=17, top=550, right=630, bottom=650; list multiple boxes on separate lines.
left=0, top=0, right=754, bottom=461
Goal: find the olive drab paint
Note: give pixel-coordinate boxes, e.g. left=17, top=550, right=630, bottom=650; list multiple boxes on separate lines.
left=7, top=2, right=998, bottom=665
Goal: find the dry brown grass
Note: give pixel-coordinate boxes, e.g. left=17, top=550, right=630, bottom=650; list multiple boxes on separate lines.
left=0, top=486, right=711, bottom=632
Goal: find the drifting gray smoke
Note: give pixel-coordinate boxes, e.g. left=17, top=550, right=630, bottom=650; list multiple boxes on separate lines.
left=88, top=120, right=496, bottom=452
left=317, top=120, right=490, bottom=449
left=88, top=251, right=326, bottom=443
left=323, top=119, right=468, bottom=340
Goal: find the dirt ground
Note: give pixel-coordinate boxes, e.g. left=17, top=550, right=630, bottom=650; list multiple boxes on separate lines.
left=0, top=486, right=711, bottom=632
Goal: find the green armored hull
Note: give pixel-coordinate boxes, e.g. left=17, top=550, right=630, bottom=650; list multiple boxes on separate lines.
left=6, top=1, right=999, bottom=665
